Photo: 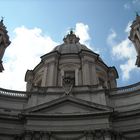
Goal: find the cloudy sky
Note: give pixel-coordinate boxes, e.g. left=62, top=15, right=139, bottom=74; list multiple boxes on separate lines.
left=0, top=0, right=140, bottom=91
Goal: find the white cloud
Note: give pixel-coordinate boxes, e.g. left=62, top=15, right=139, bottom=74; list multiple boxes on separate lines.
left=125, top=21, right=132, bottom=33
left=0, top=26, right=58, bottom=90
left=107, top=24, right=137, bottom=80
left=124, top=0, right=140, bottom=10
left=112, top=39, right=137, bottom=80
left=124, top=3, right=130, bottom=9
left=107, top=29, right=117, bottom=46
left=75, top=22, right=99, bottom=53
left=120, top=58, right=136, bottom=80
left=112, top=39, right=135, bottom=60
left=75, top=23, right=90, bottom=45
left=132, top=0, right=140, bottom=5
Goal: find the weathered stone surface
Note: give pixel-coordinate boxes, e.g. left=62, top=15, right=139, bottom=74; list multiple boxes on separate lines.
left=0, top=25, right=140, bottom=140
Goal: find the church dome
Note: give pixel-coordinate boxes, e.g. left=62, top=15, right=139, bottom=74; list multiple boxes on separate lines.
left=25, top=31, right=118, bottom=91
left=52, top=30, right=91, bottom=54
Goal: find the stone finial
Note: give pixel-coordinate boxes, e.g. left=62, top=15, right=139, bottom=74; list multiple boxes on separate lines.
left=0, top=16, right=4, bottom=24
left=0, top=16, right=6, bottom=29
left=63, top=29, right=80, bottom=44
left=135, top=11, right=140, bottom=21
left=70, top=28, right=74, bottom=34
left=135, top=11, right=140, bottom=17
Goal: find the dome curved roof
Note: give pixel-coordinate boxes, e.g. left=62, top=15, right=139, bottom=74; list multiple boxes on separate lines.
left=52, top=31, right=92, bottom=54
left=53, top=43, right=91, bottom=54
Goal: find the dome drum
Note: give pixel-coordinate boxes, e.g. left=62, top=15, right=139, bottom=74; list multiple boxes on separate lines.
left=25, top=32, right=118, bottom=91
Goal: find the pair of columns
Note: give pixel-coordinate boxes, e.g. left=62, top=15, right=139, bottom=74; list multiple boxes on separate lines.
left=24, top=131, right=50, bottom=140
left=23, top=131, right=112, bottom=140
left=86, top=131, right=111, bottom=140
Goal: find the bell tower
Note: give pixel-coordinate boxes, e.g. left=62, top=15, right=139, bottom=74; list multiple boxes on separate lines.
left=0, top=17, right=11, bottom=72
left=129, top=13, right=140, bottom=67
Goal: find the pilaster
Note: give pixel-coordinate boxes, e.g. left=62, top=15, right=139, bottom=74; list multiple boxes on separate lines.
left=104, top=131, right=112, bottom=140
left=82, top=59, right=90, bottom=85
left=60, top=69, right=64, bottom=86
left=24, top=131, right=32, bottom=140
left=86, top=131, right=94, bottom=140
left=47, top=61, right=56, bottom=86
left=41, top=66, right=48, bottom=86
left=75, top=68, right=79, bottom=86
left=90, top=62, right=98, bottom=85
left=42, top=132, right=50, bottom=140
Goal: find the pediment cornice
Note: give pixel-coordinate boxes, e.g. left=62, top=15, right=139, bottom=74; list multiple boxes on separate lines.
left=23, top=96, right=112, bottom=115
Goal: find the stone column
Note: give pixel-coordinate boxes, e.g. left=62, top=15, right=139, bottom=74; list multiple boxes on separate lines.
left=82, top=60, right=90, bottom=85
left=42, top=133, right=50, bottom=140
left=86, top=132, right=94, bottom=140
left=91, top=63, right=98, bottom=85
left=115, top=133, right=124, bottom=140
left=32, top=131, right=43, bottom=140
left=13, top=135, right=20, bottom=140
left=41, top=66, right=48, bottom=86
left=47, top=62, right=56, bottom=86
left=24, top=132, right=32, bottom=140
left=60, top=69, right=64, bottom=86
left=104, top=131, right=112, bottom=140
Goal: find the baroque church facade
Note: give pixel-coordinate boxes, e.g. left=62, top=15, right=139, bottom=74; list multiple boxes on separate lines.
left=0, top=15, right=140, bottom=140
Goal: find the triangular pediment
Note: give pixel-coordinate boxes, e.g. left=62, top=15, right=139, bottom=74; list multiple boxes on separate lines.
left=24, top=96, right=112, bottom=115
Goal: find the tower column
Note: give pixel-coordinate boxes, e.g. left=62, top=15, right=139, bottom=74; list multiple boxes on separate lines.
left=0, top=18, right=11, bottom=72
left=135, top=38, right=140, bottom=53
left=129, top=14, right=140, bottom=67
left=136, top=30, right=140, bottom=41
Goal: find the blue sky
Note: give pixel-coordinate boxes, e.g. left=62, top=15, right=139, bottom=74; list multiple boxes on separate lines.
left=0, top=0, right=140, bottom=90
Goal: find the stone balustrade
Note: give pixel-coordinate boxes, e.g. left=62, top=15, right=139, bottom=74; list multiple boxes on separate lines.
left=0, top=87, right=27, bottom=97
left=0, top=82, right=140, bottom=97
left=110, top=82, right=140, bottom=95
